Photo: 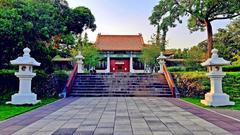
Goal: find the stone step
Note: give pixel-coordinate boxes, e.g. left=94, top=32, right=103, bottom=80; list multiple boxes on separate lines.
left=71, top=85, right=170, bottom=88
left=70, top=73, right=173, bottom=97
left=69, top=93, right=172, bottom=97
left=71, top=89, right=171, bottom=93
left=70, top=90, right=171, bottom=93
left=73, top=81, right=168, bottom=84
left=76, top=74, right=164, bottom=77
left=75, top=78, right=165, bottom=82
left=71, top=87, right=171, bottom=91
left=74, top=77, right=165, bottom=80
left=73, top=81, right=167, bottom=84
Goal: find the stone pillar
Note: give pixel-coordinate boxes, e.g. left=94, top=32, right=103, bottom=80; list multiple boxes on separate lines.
left=106, top=52, right=110, bottom=73
left=130, top=52, right=134, bottom=73
left=75, top=51, right=84, bottom=73
left=7, top=47, right=41, bottom=105
left=157, top=52, right=166, bottom=73
left=201, top=49, right=235, bottom=106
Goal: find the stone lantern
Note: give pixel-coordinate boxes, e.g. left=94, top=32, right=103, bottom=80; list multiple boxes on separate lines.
left=157, top=52, right=166, bottom=73
left=75, top=51, right=84, bottom=73
left=7, top=47, right=41, bottom=105
left=201, top=49, right=235, bottom=106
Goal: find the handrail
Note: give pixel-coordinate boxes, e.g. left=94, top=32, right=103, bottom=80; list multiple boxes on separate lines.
left=66, top=64, right=78, bottom=96
left=163, top=64, right=179, bottom=98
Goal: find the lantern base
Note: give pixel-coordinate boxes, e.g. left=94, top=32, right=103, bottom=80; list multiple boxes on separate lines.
left=158, top=70, right=164, bottom=74
left=201, top=93, right=235, bottom=107
left=6, top=93, right=40, bottom=105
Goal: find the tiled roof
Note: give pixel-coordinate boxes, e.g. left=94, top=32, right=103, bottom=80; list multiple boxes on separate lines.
left=95, top=33, right=144, bottom=51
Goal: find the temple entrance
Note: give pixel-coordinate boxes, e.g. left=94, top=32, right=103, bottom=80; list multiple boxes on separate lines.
left=110, top=59, right=129, bottom=72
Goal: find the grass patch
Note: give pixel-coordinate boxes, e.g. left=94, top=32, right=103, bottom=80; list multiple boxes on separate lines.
left=0, top=98, right=59, bottom=121
left=182, top=97, right=240, bottom=110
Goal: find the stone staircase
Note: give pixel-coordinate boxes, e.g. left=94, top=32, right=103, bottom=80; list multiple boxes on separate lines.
left=69, top=73, right=173, bottom=97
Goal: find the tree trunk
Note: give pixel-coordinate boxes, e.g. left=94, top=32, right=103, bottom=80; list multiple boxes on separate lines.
left=156, top=24, right=161, bottom=48
left=204, top=20, right=213, bottom=59
left=161, top=30, right=167, bottom=51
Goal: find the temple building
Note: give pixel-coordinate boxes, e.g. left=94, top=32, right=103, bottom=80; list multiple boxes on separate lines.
left=95, top=33, right=145, bottom=73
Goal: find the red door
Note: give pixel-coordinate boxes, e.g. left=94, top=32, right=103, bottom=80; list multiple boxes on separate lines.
left=110, top=60, right=117, bottom=72
left=122, top=60, right=130, bottom=72
left=110, top=59, right=130, bottom=72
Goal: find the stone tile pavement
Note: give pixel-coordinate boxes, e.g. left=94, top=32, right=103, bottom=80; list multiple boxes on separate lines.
left=211, top=109, right=240, bottom=121
left=166, top=98, right=240, bottom=135
left=1, top=97, right=238, bottom=135
left=0, top=97, right=78, bottom=135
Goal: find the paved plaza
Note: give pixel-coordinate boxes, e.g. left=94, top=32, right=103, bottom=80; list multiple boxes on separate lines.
left=1, top=97, right=240, bottom=135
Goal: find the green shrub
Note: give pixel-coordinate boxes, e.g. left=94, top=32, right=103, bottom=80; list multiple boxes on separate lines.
left=172, top=72, right=209, bottom=97
left=223, top=65, right=240, bottom=72
left=168, top=66, right=187, bottom=72
left=173, top=72, right=240, bottom=100
left=54, top=70, right=69, bottom=78
left=0, top=69, right=68, bottom=103
left=34, top=69, right=48, bottom=77
left=0, top=69, right=16, bottom=75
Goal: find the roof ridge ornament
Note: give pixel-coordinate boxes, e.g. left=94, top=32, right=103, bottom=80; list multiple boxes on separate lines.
left=157, top=52, right=167, bottom=60
left=23, top=47, right=31, bottom=57
left=201, top=48, right=230, bottom=66
left=211, top=48, right=218, bottom=59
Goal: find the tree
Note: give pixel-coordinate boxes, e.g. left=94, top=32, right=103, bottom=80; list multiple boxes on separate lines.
left=61, top=33, right=75, bottom=48
left=140, top=45, right=160, bottom=72
left=196, top=18, right=240, bottom=61
left=184, top=46, right=205, bottom=71
left=150, top=0, right=240, bottom=58
left=214, top=18, right=240, bottom=60
left=82, top=45, right=101, bottom=70
left=0, top=0, right=97, bottom=72
left=0, top=0, right=64, bottom=71
left=67, top=6, right=96, bottom=35
left=155, top=24, right=166, bottom=51
left=149, top=0, right=183, bottom=51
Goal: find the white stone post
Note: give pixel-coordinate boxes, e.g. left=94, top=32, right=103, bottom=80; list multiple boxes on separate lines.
left=7, top=47, right=41, bottom=105
left=130, top=52, right=134, bottom=73
left=75, top=51, right=84, bottom=73
left=157, top=52, right=166, bottom=73
left=201, top=49, right=235, bottom=106
left=106, top=53, right=110, bottom=73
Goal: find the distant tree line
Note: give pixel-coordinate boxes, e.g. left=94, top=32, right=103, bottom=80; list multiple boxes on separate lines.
left=141, top=17, right=240, bottom=71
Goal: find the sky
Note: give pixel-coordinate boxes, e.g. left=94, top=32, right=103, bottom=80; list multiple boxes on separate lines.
left=66, top=0, right=231, bottom=49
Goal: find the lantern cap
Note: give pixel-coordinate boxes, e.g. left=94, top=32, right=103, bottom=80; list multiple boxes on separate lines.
left=201, top=49, right=230, bottom=66
left=75, top=51, right=84, bottom=59
left=10, top=47, right=41, bottom=66
left=157, top=52, right=166, bottom=60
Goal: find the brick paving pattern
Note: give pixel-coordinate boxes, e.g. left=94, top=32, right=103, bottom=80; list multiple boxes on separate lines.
left=0, top=97, right=78, bottom=135
left=6, top=97, right=237, bottom=135
left=166, top=98, right=240, bottom=135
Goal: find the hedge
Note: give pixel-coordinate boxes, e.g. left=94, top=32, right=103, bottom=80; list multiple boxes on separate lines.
left=167, top=66, right=205, bottom=72
left=173, top=72, right=240, bottom=100
left=0, top=69, right=68, bottom=103
left=168, top=65, right=240, bottom=72
left=223, top=65, right=240, bottom=72
left=168, top=66, right=187, bottom=72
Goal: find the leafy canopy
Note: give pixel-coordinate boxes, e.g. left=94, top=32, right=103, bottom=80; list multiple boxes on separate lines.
left=140, top=45, right=161, bottom=71
left=0, top=0, right=97, bottom=72
left=150, top=0, right=240, bottom=58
